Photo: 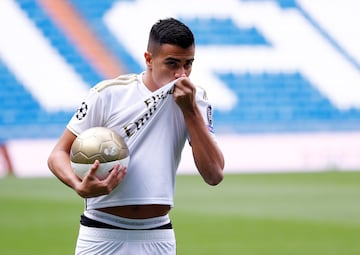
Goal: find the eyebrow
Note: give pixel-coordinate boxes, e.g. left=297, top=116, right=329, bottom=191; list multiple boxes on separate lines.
left=165, top=57, right=181, bottom=62
left=165, top=57, right=195, bottom=64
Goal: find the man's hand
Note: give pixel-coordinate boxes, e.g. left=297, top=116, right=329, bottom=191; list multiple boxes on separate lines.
left=173, top=76, right=197, bottom=115
left=75, top=160, right=127, bottom=198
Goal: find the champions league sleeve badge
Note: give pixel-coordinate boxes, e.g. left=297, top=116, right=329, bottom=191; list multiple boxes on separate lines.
left=207, top=105, right=214, bottom=133
left=75, top=102, right=88, bottom=120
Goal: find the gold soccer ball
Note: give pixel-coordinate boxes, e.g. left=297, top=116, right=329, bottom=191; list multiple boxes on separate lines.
left=70, top=127, right=130, bottom=180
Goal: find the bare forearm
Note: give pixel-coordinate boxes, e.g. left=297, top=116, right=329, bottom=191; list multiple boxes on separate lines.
left=48, top=150, right=80, bottom=190
left=172, top=77, right=224, bottom=184
left=184, top=108, right=225, bottom=185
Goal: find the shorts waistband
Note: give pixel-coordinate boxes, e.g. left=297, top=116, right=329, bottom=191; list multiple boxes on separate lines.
left=78, top=225, right=175, bottom=242
left=84, top=209, right=171, bottom=230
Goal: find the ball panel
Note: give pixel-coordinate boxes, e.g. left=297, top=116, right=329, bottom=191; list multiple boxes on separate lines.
left=70, top=127, right=130, bottom=179
left=100, top=141, right=124, bottom=161
left=78, top=136, right=104, bottom=159
left=71, top=156, right=130, bottom=180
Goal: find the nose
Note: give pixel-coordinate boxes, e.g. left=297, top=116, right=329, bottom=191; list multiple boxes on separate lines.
left=175, top=67, right=186, bottom=78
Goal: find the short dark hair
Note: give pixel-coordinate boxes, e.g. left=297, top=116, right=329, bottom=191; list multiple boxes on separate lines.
left=147, top=18, right=194, bottom=53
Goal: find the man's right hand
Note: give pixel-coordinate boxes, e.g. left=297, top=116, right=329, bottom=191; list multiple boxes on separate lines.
left=75, top=160, right=127, bottom=198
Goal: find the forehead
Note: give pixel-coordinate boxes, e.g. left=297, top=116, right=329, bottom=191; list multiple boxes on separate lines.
left=155, top=44, right=195, bottom=60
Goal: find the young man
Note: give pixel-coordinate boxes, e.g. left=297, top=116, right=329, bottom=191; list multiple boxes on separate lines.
left=48, top=17, right=224, bottom=255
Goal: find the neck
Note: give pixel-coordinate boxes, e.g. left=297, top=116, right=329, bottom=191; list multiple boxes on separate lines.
left=142, top=72, right=158, bottom=92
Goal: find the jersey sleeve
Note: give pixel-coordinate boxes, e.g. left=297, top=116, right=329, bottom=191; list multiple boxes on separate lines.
left=195, top=87, right=216, bottom=138
left=66, top=87, right=106, bottom=136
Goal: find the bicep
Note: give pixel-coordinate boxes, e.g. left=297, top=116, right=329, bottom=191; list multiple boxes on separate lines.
left=52, top=128, right=77, bottom=155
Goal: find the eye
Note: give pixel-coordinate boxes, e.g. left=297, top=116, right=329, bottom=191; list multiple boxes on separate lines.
left=165, top=60, right=180, bottom=69
left=184, top=61, right=193, bottom=69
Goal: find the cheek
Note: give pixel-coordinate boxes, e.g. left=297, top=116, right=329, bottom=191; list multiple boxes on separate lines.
left=156, top=75, right=174, bottom=86
left=153, top=66, right=176, bottom=83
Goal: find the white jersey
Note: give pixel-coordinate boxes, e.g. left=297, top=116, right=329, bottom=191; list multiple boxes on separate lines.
left=67, top=73, right=215, bottom=209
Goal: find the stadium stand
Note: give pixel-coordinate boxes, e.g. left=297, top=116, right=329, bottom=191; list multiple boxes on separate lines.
left=1, top=0, right=360, bottom=175
left=2, top=0, right=360, bottom=140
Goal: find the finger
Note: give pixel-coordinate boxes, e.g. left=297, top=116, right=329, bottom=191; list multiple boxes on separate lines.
left=174, top=77, right=185, bottom=88
left=173, top=82, right=186, bottom=96
left=112, top=165, right=127, bottom=182
left=87, top=160, right=100, bottom=176
left=182, top=79, right=195, bottom=92
left=176, top=79, right=194, bottom=94
left=105, top=163, right=120, bottom=179
left=104, top=164, right=126, bottom=184
left=116, top=166, right=127, bottom=181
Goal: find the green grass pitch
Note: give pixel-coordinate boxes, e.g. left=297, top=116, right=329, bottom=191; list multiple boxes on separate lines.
left=1, top=171, right=360, bottom=255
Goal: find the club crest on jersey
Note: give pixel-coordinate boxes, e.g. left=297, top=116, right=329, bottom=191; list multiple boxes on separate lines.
left=75, top=102, right=88, bottom=120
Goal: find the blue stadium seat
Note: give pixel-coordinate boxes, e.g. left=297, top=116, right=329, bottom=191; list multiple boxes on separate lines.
left=214, top=72, right=360, bottom=133
left=182, top=17, right=270, bottom=46
left=1, top=0, right=360, bottom=139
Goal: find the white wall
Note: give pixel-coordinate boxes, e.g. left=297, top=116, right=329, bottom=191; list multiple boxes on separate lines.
left=2, top=132, right=360, bottom=177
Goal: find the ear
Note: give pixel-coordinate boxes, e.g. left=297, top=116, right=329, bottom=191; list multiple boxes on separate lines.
left=144, top=51, right=152, bottom=68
